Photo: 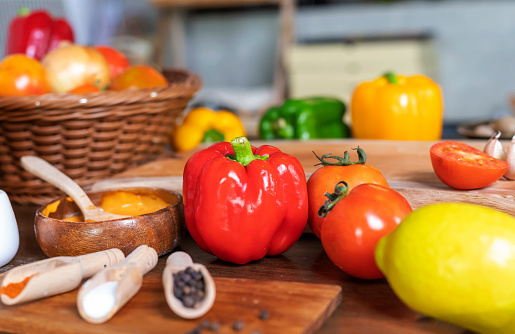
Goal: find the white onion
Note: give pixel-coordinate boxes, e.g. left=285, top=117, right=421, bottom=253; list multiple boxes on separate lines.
left=42, top=44, right=110, bottom=93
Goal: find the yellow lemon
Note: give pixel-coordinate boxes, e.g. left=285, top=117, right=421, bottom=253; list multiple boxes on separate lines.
left=375, top=202, right=515, bottom=334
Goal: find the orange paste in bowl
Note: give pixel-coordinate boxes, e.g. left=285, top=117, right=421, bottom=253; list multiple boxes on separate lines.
left=44, top=190, right=171, bottom=222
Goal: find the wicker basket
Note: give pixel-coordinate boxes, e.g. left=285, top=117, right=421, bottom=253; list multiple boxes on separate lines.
left=0, top=69, right=202, bottom=205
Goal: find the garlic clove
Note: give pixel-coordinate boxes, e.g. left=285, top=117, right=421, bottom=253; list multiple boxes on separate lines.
left=504, top=135, right=515, bottom=180
left=484, top=131, right=506, bottom=160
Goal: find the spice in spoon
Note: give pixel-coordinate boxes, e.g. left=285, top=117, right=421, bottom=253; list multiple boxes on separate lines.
left=173, top=266, right=205, bottom=308
left=81, top=281, right=119, bottom=320
left=0, top=274, right=38, bottom=299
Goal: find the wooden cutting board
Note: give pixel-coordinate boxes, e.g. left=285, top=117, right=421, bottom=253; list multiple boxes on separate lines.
left=92, top=139, right=515, bottom=216
left=0, top=274, right=341, bottom=334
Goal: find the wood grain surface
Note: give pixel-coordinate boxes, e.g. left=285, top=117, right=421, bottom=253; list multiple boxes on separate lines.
left=95, top=139, right=515, bottom=216
left=0, top=271, right=341, bottom=334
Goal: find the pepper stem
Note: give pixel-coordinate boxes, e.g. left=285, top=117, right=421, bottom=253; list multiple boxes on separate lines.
left=202, top=129, right=225, bottom=144
left=228, top=136, right=268, bottom=167
left=313, top=147, right=367, bottom=167
left=383, top=71, right=399, bottom=85
left=18, top=7, right=30, bottom=16
left=318, top=181, right=349, bottom=218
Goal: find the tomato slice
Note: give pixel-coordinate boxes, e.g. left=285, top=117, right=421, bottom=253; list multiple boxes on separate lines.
left=430, top=141, right=508, bottom=190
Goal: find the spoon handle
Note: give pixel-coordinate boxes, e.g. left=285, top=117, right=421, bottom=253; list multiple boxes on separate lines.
left=20, top=156, right=96, bottom=216
left=78, top=248, right=126, bottom=278
left=124, top=245, right=158, bottom=276
left=166, top=251, right=194, bottom=267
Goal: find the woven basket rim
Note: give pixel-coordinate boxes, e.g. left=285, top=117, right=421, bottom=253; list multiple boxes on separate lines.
left=0, top=68, right=202, bottom=115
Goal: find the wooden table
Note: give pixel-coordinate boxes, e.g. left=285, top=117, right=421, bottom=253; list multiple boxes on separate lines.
left=3, top=138, right=505, bottom=333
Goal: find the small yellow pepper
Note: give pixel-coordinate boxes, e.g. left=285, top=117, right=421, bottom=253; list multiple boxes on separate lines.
left=171, top=107, right=246, bottom=152
left=350, top=72, right=443, bottom=140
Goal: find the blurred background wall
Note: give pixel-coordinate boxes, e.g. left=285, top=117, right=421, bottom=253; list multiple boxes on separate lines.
left=1, top=0, right=515, bottom=125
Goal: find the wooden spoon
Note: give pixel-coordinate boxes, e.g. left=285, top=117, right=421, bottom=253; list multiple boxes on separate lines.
left=0, top=248, right=125, bottom=305
left=20, top=156, right=128, bottom=222
left=162, top=251, right=216, bottom=319
left=77, top=245, right=158, bottom=324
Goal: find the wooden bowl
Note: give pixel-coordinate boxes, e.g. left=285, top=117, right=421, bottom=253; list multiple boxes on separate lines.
left=34, top=188, right=185, bottom=257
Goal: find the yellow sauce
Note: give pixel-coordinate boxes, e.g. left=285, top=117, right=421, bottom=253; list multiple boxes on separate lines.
left=41, top=200, right=61, bottom=217
left=57, top=190, right=171, bottom=222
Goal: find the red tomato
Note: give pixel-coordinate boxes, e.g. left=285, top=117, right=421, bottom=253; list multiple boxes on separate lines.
left=320, top=183, right=412, bottom=280
left=95, top=45, right=130, bottom=78
left=430, top=141, right=508, bottom=190
left=110, top=65, right=167, bottom=91
left=67, top=84, right=100, bottom=94
left=307, top=150, right=389, bottom=239
left=0, top=54, right=50, bottom=96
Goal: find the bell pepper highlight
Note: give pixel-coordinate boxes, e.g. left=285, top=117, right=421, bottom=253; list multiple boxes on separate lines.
left=351, top=72, right=443, bottom=140
left=183, top=136, right=308, bottom=264
left=172, top=107, right=246, bottom=152
left=6, top=8, right=74, bottom=61
left=259, top=97, right=350, bottom=140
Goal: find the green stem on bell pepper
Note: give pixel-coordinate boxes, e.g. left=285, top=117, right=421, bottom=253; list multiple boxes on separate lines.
left=227, top=136, right=268, bottom=167
left=202, top=129, right=225, bottom=144
left=383, top=71, right=399, bottom=85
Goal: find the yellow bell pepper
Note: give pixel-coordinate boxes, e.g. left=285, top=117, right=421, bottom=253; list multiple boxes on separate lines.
left=350, top=72, right=443, bottom=140
left=171, top=107, right=246, bottom=152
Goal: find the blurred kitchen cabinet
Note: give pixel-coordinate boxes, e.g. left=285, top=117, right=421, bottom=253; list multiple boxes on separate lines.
left=286, top=36, right=437, bottom=103
left=150, top=0, right=295, bottom=103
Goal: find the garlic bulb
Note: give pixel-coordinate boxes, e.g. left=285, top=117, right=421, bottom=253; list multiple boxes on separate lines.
left=484, top=131, right=506, bottom=160
left=504, top=135, right=515, bottom=180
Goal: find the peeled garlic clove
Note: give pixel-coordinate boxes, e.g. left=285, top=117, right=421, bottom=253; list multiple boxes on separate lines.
left=504, top=135, right=515, bottom=180
left=484, top=131, right=506, bottom=160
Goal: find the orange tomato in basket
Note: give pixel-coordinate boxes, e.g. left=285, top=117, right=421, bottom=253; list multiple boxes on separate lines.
left=110, top=65, right=167, bottom=91
left=67, top=84, right=101, bottom=94
left=0, top=54, right=51, bottom=96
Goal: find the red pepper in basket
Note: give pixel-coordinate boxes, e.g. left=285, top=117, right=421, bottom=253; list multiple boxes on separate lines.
left=6, top=8, right=74, bottom=61
left=183, top=137, right=308, bottom=264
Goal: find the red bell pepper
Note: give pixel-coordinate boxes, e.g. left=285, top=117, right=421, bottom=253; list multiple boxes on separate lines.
left=6, top=8, right=74, bottom=61
left=183, top=137, right=308, bottom=264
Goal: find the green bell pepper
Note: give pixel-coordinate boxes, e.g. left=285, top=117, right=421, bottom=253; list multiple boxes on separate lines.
left=259, top=97, right=350, bottom=140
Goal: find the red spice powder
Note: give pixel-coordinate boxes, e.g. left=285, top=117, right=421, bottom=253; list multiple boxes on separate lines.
left=1, top=274, right=38, bottom=299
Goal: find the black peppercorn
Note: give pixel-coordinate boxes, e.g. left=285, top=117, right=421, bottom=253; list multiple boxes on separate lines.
left=232, top=320, right=245, bottom=331
left=259, top=309, right=269, bottom=321
left=173, top=266, right=206, bottom=308
left=209, top=321, right=221, bottom=331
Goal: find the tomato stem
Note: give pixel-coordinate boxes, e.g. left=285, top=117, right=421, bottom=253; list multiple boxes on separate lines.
left=318, top=181, right=349, bottom=218
left=313, top=147, right=367, bottom=167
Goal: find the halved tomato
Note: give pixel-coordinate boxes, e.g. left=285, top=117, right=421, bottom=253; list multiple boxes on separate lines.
left=430, top=141, right=508, bottom=190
